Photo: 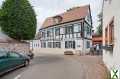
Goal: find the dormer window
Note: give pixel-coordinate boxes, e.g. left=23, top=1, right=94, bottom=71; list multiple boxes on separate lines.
left=53, top=15, right=62, bottom=24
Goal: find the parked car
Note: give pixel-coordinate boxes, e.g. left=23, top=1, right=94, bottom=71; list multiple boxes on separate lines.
left=0, top=49, right=30, bottom=76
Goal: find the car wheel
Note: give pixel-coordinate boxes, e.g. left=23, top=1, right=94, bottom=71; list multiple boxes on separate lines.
left=24, top=60, right=29, bottom=66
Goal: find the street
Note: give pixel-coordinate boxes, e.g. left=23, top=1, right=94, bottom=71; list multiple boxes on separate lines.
left=1, top=54, right=107, bottom=79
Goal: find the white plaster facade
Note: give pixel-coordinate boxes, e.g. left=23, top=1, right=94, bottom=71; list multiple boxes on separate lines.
left=32, top=6, right=93, bottom=55
left=103, top=0, right=120, bottom=71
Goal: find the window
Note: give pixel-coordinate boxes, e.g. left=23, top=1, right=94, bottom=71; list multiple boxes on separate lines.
left=87, top=27, right=90, bottom=35
left=47, top=29, right=53, bottom=37
left=65, top=41, right=75, bottom=49
left=109, top=19, right=114, bottom=44
left=54, top=42, right=61, bottom=48
left=47, top=30, right=51, bottom=37
left=105, top=17, right=114, bottom=45
left=41, top=42, right=46, bottom=48
left=60, top=28, right=64, bottom=34
left=55, top=28, right=60, bottom=36
left=84, top=23, right=91, bottom=35
left=65, top=25, right=73, bottom=34
left=48, top=42, right=53, bottom=48
left=41, top=31, right=45, bottom=38
left=74, top=24, right=81, bottom=32
left=86, top=41, right=90, bottom=48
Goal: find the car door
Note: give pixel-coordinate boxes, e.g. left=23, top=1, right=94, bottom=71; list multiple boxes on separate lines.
left=7, top=52, right=24, bottom=68
left=0, top=52, right=12, bottom=74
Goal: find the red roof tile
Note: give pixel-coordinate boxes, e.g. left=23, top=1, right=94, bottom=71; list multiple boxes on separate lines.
left=42, top=5, right=90, bottom=28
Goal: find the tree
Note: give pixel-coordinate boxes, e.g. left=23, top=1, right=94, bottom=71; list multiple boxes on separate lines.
left=96, top=12, right=102, bottom=36
left=0, top=0, right=36, bottom=40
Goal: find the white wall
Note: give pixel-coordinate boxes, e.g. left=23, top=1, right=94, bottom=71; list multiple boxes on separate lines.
left=30, top=40, right=41, bottom=50
left=103, top=0, right=120, bottom=70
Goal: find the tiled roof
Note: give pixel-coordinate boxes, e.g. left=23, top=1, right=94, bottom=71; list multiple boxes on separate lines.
left=42, top=5, right=90, bottom=28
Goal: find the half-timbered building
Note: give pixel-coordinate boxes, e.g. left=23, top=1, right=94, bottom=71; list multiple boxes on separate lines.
left=37, top=5, right=93, bottom=54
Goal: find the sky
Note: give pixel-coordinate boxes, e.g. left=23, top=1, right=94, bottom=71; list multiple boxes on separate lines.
left=0, top=0, right=102, bottom=33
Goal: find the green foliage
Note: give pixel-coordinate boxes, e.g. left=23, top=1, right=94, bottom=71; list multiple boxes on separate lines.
left=97, top=23, right=102, bottom=35
left=96, top=12, right=102, bottom=36
left=0, top=0, right=36, bottom=40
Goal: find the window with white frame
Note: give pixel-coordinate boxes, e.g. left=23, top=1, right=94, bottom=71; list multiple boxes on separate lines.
left=84, top=23, right=91, bottom=35
left=41, top=42, right=46, bottom=48
left=47, top=29, right=53, bottom=37
left=60, top=27, right=64, bottom=34
left=74, top=23, right=81, bottom=32
left=86, top=41, right=90, bottom=48
left=55, top=28, right=60, bottom=36
left=48, top=42, right=53, bottom=48
left=65, top=41, right=75, bottom=49
left=54, top=42, right=61, bottom=48
left=65, top=25, right=73, bottom=34
left=41, top=31, right=46, bottom=38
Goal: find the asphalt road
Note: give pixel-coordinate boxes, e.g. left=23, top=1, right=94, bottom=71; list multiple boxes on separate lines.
left=0, top=54, right=106, bottom=79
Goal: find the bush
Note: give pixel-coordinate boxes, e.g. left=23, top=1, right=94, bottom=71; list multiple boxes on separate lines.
left=0, top=0, right=37, bottom=40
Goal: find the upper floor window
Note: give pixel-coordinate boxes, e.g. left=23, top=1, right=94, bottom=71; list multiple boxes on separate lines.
left=41, top=31, right=46, bottom=38
left=53, top=16, right=62, bottom=24
left=86, top=15, right=91, bottom=24
left=47, top=29, right=53, bottom=37
left=47, top=30, right=50, bottom=37
left=55, top=28, right=60, bottom=36
left=87, top=27, right=91, bottom=35
left=74, top=23, right=81, bottom=32
left=65, top=25, right=73, bottom=34
left=84, top=23, right=91, bottom=35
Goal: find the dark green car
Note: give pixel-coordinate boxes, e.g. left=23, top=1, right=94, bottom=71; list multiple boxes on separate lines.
left=0, top=49, right=30, bottom=76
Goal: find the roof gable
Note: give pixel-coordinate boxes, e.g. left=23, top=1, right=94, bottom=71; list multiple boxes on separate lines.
left=42, top=5, right=90, bottom=28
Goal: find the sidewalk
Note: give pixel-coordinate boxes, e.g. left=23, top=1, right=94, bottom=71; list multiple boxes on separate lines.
left=66, top=55, right=109, bottom=79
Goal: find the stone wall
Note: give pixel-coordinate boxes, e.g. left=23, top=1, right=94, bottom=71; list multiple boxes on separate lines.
left=0, top=42, right=30, bottom=53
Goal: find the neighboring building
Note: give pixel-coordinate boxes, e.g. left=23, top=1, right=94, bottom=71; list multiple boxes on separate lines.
left=36, top=5, right=93, bottom=54
left=92, top=34, right=103, bottom=55
left=103, top=0, right=120, bottom=71
left=92, top=34, right=102, bottom=46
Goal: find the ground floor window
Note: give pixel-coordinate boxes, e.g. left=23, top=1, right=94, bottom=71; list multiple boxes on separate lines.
left=41, top=42, right=46, bottom=48
left=65, top=41, right=75, bottom=49
left=54, top=42, right=61, bottom=48
left=86, top=41, right=90, bottom=48
left=48, top=42, right=53, bottom=48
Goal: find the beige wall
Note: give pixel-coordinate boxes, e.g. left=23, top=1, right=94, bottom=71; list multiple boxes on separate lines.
left=32, top=48, right=88, bottom=56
